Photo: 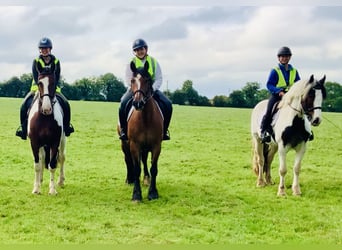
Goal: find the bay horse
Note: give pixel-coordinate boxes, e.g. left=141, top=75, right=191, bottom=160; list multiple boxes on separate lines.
left=118, top=61, right=163, bottom=202
left=251, top=75, right=326, bottom=196
left=28, top=73, right=66, bottom=195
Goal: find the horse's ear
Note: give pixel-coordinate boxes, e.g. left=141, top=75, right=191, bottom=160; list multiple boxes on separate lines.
left=144, top=61, right=149, bottom=73
left=309, top=74, right=314, bottom=83
left=319, top=75, right=326, bottom=84
left=130, top=61, right=137, bottom=73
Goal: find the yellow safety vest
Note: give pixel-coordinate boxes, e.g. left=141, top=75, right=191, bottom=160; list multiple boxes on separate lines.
left=132, top=55, right=157, bottom=80
left=274, top=67, right=297, bottom=92
left=31, top=57, right=61, bottom=93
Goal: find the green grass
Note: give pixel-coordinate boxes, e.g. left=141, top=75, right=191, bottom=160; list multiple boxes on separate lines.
left=0, top=97, right=341, bottom=244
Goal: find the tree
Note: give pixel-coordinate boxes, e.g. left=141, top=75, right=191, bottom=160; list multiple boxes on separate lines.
left=171, top=89, right=187, bottom=105
left=242, top=82, right=261, bottom=108
left=97, top=73, right=126, bottom=102
left=181, top=80, right=199, bottom=105
left=213, top=95, right=229, bottom=107
left=228, top=90, right=246, bottom=107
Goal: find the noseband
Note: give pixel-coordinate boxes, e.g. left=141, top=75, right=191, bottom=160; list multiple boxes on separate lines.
left=132, top=88, right=152, bottom=106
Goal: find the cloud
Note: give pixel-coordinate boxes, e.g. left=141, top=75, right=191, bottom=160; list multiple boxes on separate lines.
left=1, top=5, right=342, bottom=98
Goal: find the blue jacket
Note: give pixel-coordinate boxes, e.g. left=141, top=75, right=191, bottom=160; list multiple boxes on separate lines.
left=266, top=63, right=300, bottom=94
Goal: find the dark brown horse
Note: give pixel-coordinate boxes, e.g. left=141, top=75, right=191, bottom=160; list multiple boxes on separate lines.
left=28, top=73, right=66, bottom=195
left=118, top=61, right=163, bottom=202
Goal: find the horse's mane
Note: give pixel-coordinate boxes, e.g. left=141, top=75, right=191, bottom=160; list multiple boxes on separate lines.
left=278, top=76, right=314, bottom=109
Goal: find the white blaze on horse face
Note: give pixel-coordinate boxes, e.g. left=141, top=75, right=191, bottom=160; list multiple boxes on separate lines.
left=311, top=89, right=323, bottom=126
left=40, top=77, right=52, bottom=115
left=136, top=74, right=142, bottom=90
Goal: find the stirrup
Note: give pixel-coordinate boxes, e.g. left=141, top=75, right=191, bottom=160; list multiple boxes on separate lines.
left=261, top=131, right=271, bottom=143
left=119, top=130, right=128, bottom=140
left=65, top=124, right=74, bottom=136
left=163, top=131, right=170, bottom=140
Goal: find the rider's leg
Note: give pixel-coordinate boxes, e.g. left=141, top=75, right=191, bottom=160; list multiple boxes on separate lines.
left=260, top=94, right=280, bottom=143
left=16, top=92, right=34, bottom=140
left=56, top=93, right=74, bottom=136
left=118, top=91, right=133, bottom=140
left=153, top=90, right=172, bottom=140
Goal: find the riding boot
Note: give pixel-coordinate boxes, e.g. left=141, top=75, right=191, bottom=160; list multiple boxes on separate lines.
left=56, top=94, right=74, bottom=137
left=15, top=120, right=27, bottom=140
left=118, top=91, right=132, bottom=140
left=163, top=109, right=172, bottom=140
left=260, top=115, right=271, bottom=143
left=308, top=131, right=314, bottom=141
left=119, top=108, right=128, bottom=140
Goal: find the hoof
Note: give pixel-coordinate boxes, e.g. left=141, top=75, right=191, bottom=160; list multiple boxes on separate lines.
left=148, top=189, right=159, bottom=200
left=256, top=179, right=266, bottom=187
left=32, top=190, right=41, bottom=195
left=126, top=179, right=134, bottom=185
left=49, top=190, right=58, bottom=195
left=132, top=193, right=142, bottom=202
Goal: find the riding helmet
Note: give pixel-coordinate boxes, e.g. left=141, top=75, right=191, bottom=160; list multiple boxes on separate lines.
left=38, top=37, right=53, bottom=49
left=132, top=38, right=148, bottom=50
left=277, top=46, right=292, bottom=56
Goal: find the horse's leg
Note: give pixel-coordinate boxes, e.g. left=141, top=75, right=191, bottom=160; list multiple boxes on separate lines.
left=277, top=145, right=287, bottom=196
left=48, top=146, right=59, bottom=195
left=252, top=136, right=266, bottom=187
left=142, top=149, right=150, bottom=186
left=122, top=141, right=134, bottom=184
left=58, top=142, right=66, bottom=187
left=148, top=144, right=161, bottom=200
left=32, top=145, right=42, bottom=194
left=292, top=143, right=306, bottom=196
left=265, top=144, right=277, bottom=185
left=130, top=143, right=142, bottom=202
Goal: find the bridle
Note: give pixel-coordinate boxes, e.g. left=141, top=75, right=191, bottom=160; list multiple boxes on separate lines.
left=37, top=75, right=57, bottom=112
left=131, top=74, right=153, bottom=109
left=288, top=84, right=323, bottom=121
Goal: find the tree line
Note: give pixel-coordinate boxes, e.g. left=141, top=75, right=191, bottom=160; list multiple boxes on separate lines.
left=1, top=73, right=341, bottom=112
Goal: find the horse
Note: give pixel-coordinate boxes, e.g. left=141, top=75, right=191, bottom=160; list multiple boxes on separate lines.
left=251, top=75, right=326, bottom=196
left=27, top=73, right=66, bottom=195
left=118, top=61, right=163, bottom=202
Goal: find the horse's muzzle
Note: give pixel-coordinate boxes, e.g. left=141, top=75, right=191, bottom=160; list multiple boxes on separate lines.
left=133, top=100, right=145, bottom=111
left=311, top=117, right=321, bottom=126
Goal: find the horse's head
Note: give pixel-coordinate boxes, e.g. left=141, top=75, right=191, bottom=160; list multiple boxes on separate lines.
left=302, top=75, right=326, bottom=126
left=37, top=73, right=57, bottom=115
left=130, top=61, right=153, bottom=111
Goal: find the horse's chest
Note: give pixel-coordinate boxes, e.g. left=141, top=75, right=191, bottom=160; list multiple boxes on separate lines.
left=281, top=116, right=310, bottom=147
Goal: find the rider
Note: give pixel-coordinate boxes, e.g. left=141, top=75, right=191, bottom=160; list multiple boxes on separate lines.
left=118, top=38, right=172, bottom=141
left=260, top=46, right=301, bottom=143
left=15, top=37, right=74, bottom=140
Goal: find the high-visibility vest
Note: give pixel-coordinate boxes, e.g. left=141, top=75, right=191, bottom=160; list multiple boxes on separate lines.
left=132, top=55, right=157, bottom=80
left=274, top=67, right=297, bottom=91
left=31, top=57, right=61, bottom=93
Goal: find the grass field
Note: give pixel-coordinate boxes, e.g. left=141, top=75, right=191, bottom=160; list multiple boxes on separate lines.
left=0, top=97, right=341, bottom=244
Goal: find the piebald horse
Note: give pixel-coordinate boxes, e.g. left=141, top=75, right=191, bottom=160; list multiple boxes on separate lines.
left=118, top=61, right=164, bottom=202
left=28, top=73, right=66, bottom=195
left=251, top=75, right=326, bottom=196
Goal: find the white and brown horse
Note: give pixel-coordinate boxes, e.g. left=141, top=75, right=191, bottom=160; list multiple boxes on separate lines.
left=28, top=73, right=66, bottom=195
left=251, top=75, right=326, bottom=196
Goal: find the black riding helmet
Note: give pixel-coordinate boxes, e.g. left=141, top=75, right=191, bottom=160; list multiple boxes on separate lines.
left=132, top=38, right=148, bottom=50
left=38, top=37, right=53, bottom=49
left=277, top=46, right=292, bottom=57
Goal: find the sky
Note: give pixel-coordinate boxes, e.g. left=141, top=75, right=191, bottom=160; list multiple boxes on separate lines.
left=1, top=1, right=342, bottom=98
